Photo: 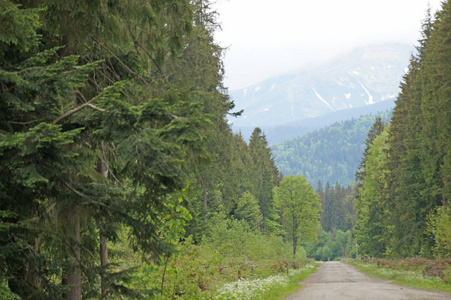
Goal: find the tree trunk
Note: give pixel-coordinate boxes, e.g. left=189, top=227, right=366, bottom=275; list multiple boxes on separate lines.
left=202, top=179, right=208, bottom=227
left=25, top=238, right=42, bottom=289
left=98, top=155, right=109, bottom=298
left=59, top=11, right=81, bottom=299
left=293, top=236, right=297, bottom=256
left=65, top=211, right=81, bottom=300
left=100, top=236, right=108, bottom=299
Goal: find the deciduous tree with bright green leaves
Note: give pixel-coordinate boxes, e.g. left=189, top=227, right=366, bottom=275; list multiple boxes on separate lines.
left=273, top=175, right=322, bottom=256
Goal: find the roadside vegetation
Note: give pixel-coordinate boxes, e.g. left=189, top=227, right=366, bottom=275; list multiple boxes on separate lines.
left=116, top=216, right=318, bottom=299
left=349, top=258, right=451, bottom=294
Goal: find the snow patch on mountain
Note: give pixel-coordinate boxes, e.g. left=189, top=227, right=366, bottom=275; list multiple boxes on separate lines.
left=313, top=88, right=335, bottom=111
left=381, top=94, right=397, bottom=101
left=358, top=82, right=374, bottom=105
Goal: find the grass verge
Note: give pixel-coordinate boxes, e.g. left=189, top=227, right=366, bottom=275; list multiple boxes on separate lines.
left=348, top=259, right=451, bottom=294
left=259, top=263, right=319, bottom=300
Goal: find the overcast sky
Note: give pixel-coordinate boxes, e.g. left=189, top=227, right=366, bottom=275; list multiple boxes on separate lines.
left=213, top=0, right=444, bottom=90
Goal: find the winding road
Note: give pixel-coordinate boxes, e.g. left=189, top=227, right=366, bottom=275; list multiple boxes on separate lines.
left=285, top=261, right=451, bottom=300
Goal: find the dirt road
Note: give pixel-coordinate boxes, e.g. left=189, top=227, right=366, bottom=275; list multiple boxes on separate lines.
left=285, top=261, right=451, bottom=300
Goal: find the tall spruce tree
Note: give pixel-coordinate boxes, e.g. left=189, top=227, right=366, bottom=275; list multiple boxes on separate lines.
left=249, top=128, right=279, bottom=230
left=0, top=1, right=217, bottom=298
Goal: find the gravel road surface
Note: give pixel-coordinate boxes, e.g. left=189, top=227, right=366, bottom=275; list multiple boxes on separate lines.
left=285, top=261, right=451, bottom=300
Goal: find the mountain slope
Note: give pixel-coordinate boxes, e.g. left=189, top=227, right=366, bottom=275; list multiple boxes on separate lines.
left=229, top=44, right=412, bottom=134
left=271, top=112, right=391, bottom=187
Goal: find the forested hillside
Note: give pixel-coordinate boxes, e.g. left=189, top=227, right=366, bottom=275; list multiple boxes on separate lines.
left=0, top=1, right=321, bottom=299
left=354, top=3, right=451, bottom=258
left=272, top=112, right=391, bottom=187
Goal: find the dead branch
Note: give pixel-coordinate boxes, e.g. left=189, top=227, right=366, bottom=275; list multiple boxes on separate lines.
left=52, top=102, right=105, bottom=125
left=91, top=37, right=151, bottom=87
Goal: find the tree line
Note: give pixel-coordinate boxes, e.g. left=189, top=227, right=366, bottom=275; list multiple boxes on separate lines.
left=354, top=2, right=451, bottom=258
left=0, top=1, right=322, bottom=299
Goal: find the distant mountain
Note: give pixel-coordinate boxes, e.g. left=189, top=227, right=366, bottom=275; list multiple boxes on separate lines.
left=228, top=43, right=412, bottom=143
left=271, top=112, right=392, bottom=187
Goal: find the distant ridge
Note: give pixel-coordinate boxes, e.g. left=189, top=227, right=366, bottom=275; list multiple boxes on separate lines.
left=234, top=98, right=395, bottom=144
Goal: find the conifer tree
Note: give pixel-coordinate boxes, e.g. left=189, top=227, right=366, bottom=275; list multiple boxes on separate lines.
left=354, top=128, right=389, bottom=257
left=355, top=2, right=451, bottom=257
left=0, top=1, right=214, bottom=298
left=249, top=128, right=278, bottom=229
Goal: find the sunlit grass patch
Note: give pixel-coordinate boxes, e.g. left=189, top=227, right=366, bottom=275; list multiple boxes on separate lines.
left=349, top=259, right=451, bottom=294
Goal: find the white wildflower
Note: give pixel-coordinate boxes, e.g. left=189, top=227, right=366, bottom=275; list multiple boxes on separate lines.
left=215, top=266, right=312, bottom=299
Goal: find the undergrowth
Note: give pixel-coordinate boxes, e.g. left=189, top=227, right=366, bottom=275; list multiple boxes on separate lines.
left=117, top=215, right=318, bottom=299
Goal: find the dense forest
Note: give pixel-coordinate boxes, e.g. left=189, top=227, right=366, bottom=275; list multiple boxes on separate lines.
left=354, top=3, right=451, bottom=258
left=272, top=112, right=391, bottom=187
left=0, top=1, right=321, bottom=299
left=304, top=181, right=356, bottom=261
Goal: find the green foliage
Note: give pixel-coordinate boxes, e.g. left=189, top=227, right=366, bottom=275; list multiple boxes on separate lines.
left=426, top=206, right=451, bottom=257
left=354, top=1, right=451, bottom=258
left=235, top=191, right=263, bottom=229
left=0, top=0, right=227, bottom=298
left=273, top=175, right=322, bottom=255
left=249, top=128, right=281, bottom=229
left=273, top=112, right=391, bottom=187
left=306, top=230, right=357, bottom=261
left=127, top=221, right=310, bottom=299
left=317, top=181, right=355, bottom=232
left=204, top=213, right=302, bottom=263
left=354, top=128, right=390, bottom=257
left=355, top=117, right=386, bottom=184
left=0, top=0, right=41, bottom=51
